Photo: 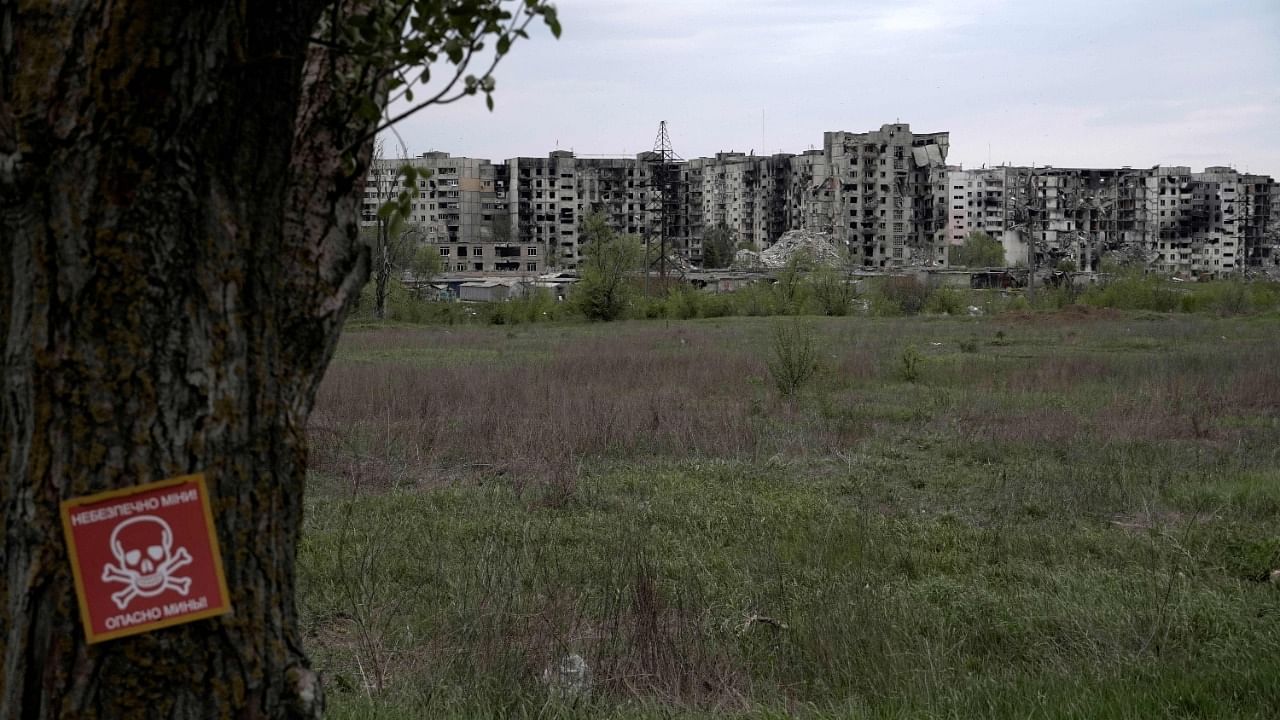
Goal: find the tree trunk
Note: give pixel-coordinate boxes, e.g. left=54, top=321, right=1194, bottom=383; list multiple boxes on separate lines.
left=1, top=2, right=375, bottom=717
left=374, top=220, right=389, bottom=320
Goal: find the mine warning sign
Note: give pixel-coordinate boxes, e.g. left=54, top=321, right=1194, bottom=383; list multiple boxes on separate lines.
left=60, top=473, right=232, bottom=643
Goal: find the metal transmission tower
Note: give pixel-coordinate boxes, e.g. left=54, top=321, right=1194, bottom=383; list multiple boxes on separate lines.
left=645, top=120, right=684, bottom=294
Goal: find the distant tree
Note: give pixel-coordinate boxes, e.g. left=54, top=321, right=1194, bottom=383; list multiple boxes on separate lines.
left=773, top=250, right=817, bottom=313
left=574, top=213, right=643, bottom=321
left=409, top=244, right=445, bottom=300
left=411, top=243, right=445, bottom=281
left=701, top=224, right=736, bottom=269
left=949, top=231, right=1006, bottom=267
left=366, top=224, right=434, bottom=318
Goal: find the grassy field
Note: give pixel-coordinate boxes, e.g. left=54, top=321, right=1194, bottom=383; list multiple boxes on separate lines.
left=299, top=309, right=1280, bottom=718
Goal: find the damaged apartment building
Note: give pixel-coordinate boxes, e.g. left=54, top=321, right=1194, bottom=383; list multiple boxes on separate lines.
left=362, top=123, right=1277, bottom=276
left=363, top=123, right=951, bottom=272
left=945, top=165, right=1280, bottom=275
left=362, top=152, right=541, bottom=273
left=816, top=124, right=950, bottom=267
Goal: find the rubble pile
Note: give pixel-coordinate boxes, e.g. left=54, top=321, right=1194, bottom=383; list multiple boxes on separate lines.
left=734, top=229, right=845, bottom=269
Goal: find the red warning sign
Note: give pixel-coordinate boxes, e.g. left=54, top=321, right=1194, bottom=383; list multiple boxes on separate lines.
left=60, top=473, right=232, bottom=643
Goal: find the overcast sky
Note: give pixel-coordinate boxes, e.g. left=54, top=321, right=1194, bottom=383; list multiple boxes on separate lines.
left=387, top=0, right=1280, bottom=174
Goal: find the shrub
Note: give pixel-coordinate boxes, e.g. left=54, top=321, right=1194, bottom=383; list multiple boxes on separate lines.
left=949, top=231, right=1005, bottom=267
left=666, top=287, right=704, bottom=320
left=736, top=282, right=783, bottom=317
left=1213, top=282, right=1249, bottom=315
left=573, top=214, right=643, bottom=321
left=924, top=287, right=964, bottom=315
left=772, top=256, right=815, bottom=315
left=1033, top=284, right=1078, bottom=311
left=1081, top=274, right=1179, bottom=312
left=767, top=320, right=820, bottom=398
left=700, top=293, right=734, bottom=318
left=809, top=268, right=855, bottom=316
left=898, top=345, right=924, bottom=382
left=879, top=276, right=930, bottom=315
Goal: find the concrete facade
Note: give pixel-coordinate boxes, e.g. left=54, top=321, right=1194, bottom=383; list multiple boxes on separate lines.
left=822, top=123, right=950, bottom=267
left=362, top=126, right=1278, bottom=277
left=689, top=151, right=794, bottom=258
left=363, top=152, right=542, bottom=273
left=947, top=165, right=1280, bottom=275
left=508, top=151, right=580, bottom=269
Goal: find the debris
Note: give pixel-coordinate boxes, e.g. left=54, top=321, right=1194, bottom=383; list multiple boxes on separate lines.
left=1270, top=569, right=1280, bottom=585
left=737, top=612, right=789, bottom=635
left=734, top=229, right=844, bottom=269
left=967, top=305, right=984, bottom=316
left=541, top=653, right=590, bottom=698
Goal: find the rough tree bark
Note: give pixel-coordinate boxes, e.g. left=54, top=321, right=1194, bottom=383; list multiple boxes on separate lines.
left=0, top=1, right=380, bottom=716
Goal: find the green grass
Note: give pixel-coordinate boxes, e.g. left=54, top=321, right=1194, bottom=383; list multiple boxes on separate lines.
left=300, top=311, right=1280, bottom=718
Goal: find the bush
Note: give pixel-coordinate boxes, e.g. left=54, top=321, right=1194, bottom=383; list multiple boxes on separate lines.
left=879, top=276, right=930, bottom=315
left=1081, top=274, right=1179, bottom=312
left=1178, top=281, right=1280, bottom=316
left=767, top=320, right=820, bottom=398
left=949, top=231, right=1005, bottom=267
left=666, top=287, right=704, bottom=320
left=736, top=282, right=783, bottom=317
left=1212, top=282, right=1249, bottom=315
left=700, top=293, right=734, bottom=318
left=772, top=256, right=814, bottom=315
left=1033, top=284, right=1078, bottom=311
left=484, top=288, right=564, bottom=325
left=898, top=345, right=924, bottom=382
left=924, top=287, right=964, bottom=315
left=809, top=268, right=855, bottom=316
left=384, top=279, right=434, bottom=323
left=573, top=214, right=643, bottom=321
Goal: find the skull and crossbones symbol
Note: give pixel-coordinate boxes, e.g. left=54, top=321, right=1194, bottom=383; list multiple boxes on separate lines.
left=100, top=515, right=193, bottom=609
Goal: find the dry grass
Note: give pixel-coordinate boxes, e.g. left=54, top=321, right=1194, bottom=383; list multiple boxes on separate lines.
left=311, top=318, right=1280, bottom=484
left=315, top=326, right=789, bottom=490
left=303, top=314, right=1280, bottom=718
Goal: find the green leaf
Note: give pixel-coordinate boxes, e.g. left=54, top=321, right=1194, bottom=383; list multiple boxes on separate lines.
left=356, top=96, right=380, bottom=122
left=445, top=39, right=463, bottom=64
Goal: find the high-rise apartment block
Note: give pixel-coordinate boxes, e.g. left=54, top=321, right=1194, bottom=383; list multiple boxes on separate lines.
left=362, top=123, right=1278, bottom=276
left=819, top=124, right=950, bottom=267
left=363, top=152, right=541, bottom=273
left=944, top=165, right=1280, bottom=274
